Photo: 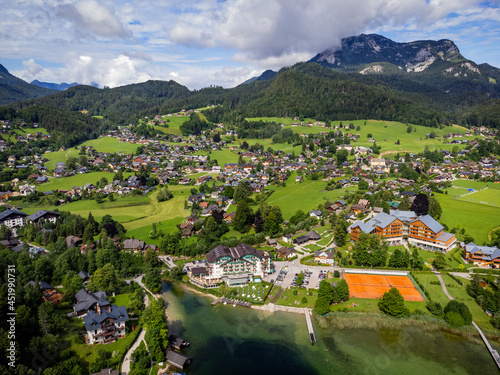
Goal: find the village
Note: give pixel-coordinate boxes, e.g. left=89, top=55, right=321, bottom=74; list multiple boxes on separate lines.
left=1, top=112, right=500, bottom=374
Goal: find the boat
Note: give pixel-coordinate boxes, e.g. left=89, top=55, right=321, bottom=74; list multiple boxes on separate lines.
left=223, top=301, right=227, bottom=305
left=233, top=303, right=236, bottom=307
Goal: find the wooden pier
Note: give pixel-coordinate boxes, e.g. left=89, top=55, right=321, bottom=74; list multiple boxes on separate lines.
left=304, top=308, right=316, bottom=345
left=472, top=321, right=500, bottom=370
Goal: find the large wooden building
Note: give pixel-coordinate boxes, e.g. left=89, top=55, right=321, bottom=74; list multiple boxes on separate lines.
left=349, top=212, right=403, bottom=245
left=408, top=215, right=456, bottom=253
left=463, top=242, right=500, bottom=266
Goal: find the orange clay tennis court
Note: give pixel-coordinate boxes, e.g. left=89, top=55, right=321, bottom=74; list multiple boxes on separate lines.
left=344, top=274, right=424, bottom=302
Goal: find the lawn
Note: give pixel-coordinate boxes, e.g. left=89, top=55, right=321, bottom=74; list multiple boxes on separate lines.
left=456, top=188, right=500, bottom=208
left=154, top=116, right=188, bottom=136
left=328, top=297, right=427, bottom=314
left=265, top=172, right=357, bottom=219
left=82, top=137, right=140, bottom=154
left=68, top=320, right=141, bottom=364
left=14, top=127, right=49, bottom=135
left=440, top=274, right=494, bottom=330
left=413, top=273, right=451, bottom=307
left=435, top=186, right=500, bottom=243
left=110, top=293, right=132, bottom=308
left=230, top=282, right=271, bottom=304
left=36, top=171, right=132, bottom=192
left=276, top=287, right=317, bottom=309
left=43, top=148, right=82, bottom=170
left=451, top=180, right=500, bottom=190
left=245, top=118, right=476, bottom=153
left=210, top=149, right=240, bottom=166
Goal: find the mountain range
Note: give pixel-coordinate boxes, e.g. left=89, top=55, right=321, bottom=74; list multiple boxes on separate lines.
left=30, top=80, right=99, bottom=91
left=0, top=33, right=499, bottom=134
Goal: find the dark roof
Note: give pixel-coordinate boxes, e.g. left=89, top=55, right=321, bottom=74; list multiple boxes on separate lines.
left=74, top=289, right=108, bottom=312
left=166, top=351, right=191, bottom=369
left=78, top=271, right=90, bottom=280
left=84, top=304, right=129, bottom=331
left=123, top=238, right=145, bottom=249
left=206, top=243, right=262, bottom=263
left=28, top=209, right=60, bottom=222
left=190, top=267, right=207, bottom=276
left=0, top=209, right=27, bottom=221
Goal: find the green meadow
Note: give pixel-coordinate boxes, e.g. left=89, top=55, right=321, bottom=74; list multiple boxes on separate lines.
left=246, top=118, right=476, bottom=153
left=82, top=137, right=139, bottom=154
left=265, top=172, right=357, bottom=219
left=43, top=137, right=139, bottom=170
left=36, top=171, right=133, bottom=192
left=154, top=115, right=188, bottom=136
left=14, top=127, right=49, bottom=135
left=435, top=180, right=500, bottom=243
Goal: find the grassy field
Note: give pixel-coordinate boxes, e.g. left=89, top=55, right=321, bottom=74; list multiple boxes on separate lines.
left=413, top=273, right=451, bottom=307
left=210, top=149, right=240, bottom=166
left=456, top=188, right=500, bottom=208
left=265, top=172, right=357, bottom=219
left=245, top=118, right=475, bottom=153
left=109, top=293, right=132, bottom=307
left=435, top=183, right=500, bottom=243
left=43, top=149, right=81, bottom=170
left=440, top=274, right=493, bottom=330
left=275, top=287, right=317, bottom=309
left=35, top=171, right=132, bottom=192
left=43, top=138, right=139, bottom=170
left=14, top=127, right=49, bottom=135
left=82, top=137, right=140, bottom=154
left=154, top=116, right=188, bottom=136
left=328, top=297, right=427, bottom=314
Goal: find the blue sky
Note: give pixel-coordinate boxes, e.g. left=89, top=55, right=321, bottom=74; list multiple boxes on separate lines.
left=1, top=0, right=499, bottom=89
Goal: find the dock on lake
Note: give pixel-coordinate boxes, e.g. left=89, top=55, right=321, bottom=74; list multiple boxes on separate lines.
left=304, top=308, right=316, bottom=345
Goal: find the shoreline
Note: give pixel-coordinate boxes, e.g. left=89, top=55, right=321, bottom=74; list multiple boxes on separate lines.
left=162, top=279, right=500, bottom=344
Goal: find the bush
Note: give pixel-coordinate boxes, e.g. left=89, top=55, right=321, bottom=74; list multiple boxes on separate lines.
left=378, top=287, right=410, bottom=317
left=444, top=300, right=472, bottom=325
left=491, top=314, right=500, bottom=329
left=334, top=270, right=340, bottom=278
left=426, top=300, right=443, bottom=316
left=293, top=289, right=298, bottom=296
left=445, top=311, right=465, bottom=327
left=301, top=297, right=308, bottom=304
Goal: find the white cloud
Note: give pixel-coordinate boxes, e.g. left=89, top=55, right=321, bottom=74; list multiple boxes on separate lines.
left=22, top=58, right=44, bottom=76
left=56, top=0, right=132, bottom=39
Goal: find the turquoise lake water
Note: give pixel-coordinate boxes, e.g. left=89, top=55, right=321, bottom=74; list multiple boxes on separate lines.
left=161, top=282, right=499, bottom=374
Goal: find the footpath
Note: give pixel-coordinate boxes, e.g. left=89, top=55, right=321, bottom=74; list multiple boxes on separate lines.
left=121, top=275, right=163, bottom=375
left=435, top=272, right=500, bottom=370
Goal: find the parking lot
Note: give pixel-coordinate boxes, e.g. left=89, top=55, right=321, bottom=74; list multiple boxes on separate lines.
left=268, top=261, right=331, bottom=290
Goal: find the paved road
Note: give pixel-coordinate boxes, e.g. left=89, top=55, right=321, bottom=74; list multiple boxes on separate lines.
left=121, top=329, right=147, bottom=375
left=158, top=255, right=177, bottom=269
left=121, top=281, right=150, bottom=375
left=435, top=272, right=454, bottom=300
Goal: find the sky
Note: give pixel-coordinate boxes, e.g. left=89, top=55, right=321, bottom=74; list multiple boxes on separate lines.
left=1, top=0, right=499, bottom=90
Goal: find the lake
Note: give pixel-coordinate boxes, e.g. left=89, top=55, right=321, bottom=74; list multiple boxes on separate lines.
left=161, top=282, right=499, bottom=374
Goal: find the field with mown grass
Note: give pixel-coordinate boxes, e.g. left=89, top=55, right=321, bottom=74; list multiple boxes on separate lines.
left=328, top=297, right=427, bottom=314
left=275, top=287, right=317, bottom=309
left=265, top=172, right=357, bottom=219
left=440, top=274, right=494, bottom=330
left=435, top=181, right=500, bottom=243
left=245, top=118, right=476, bottom=153
left=35, top=171, right=133, bottom=192
left=14, top=127, right=49, bottom=135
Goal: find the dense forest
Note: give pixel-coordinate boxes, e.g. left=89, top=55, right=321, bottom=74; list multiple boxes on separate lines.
left=1, top=62, right=499, bottom=146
